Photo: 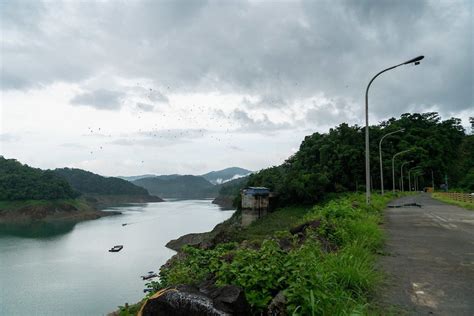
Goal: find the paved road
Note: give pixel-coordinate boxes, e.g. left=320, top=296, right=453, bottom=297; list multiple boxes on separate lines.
left=378, top=193, right=474, bottom=315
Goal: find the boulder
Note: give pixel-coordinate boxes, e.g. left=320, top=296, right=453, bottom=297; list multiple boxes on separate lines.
left=139, top=283, right=250, bottom=316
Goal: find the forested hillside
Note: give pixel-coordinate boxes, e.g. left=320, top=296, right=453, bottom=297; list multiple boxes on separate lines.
left=0, top=157, right=78, bottom=200
left=134, top=175, right=217, bottom=198
left=54, top=168, right=152, bottom=196
left=244, top=113, right=473, bottom=205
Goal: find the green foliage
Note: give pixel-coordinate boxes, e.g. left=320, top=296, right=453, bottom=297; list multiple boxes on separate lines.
left=54, top=168, right=151, bottom=196
left=151, top=194, right=393, bottom=314
left=0, top=157, right=78, bottom=200
left=244, top=113, right=471, bottom=206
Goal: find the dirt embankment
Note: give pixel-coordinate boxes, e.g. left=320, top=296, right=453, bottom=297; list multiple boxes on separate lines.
left=0, top=201, right=119, bottom=224
left=211, top=195, right=235, bottom=210
left=84, top=194, right=163, bottom=207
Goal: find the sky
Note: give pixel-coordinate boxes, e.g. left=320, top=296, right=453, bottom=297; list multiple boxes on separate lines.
left=1, top=0, right=472, bottom=177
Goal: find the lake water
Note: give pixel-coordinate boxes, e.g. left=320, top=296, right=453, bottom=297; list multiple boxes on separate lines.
left=0, top=200, right=234, bottom=315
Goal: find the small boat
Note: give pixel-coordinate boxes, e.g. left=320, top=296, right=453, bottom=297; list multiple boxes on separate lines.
left=141, top=271, right=158, bottom=280
left=109, top=245, right=124, bottom=252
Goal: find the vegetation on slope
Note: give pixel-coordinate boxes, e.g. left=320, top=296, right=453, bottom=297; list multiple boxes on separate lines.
left=244, top=113, right=471, bottom=206
left=135, top=193, right=393, bottom=315
left=133, top=175, right=217, bottom=198
left=0, top=157, right=78, bottom=200
left=54, top=168, right=152, bottom=196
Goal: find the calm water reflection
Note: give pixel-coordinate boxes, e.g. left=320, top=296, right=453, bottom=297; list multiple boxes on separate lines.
left=0, top=200, right=234, bottom=315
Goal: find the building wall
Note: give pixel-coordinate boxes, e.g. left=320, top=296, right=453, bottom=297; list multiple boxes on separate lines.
left=241, top=193, right=269, bottom=227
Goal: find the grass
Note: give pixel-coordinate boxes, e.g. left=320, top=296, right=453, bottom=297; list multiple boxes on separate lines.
left=233, top=205, right=311, bottom=242
left=132, top=193, right=398, bottom=315
left=431, top=193, right=474, bottom=211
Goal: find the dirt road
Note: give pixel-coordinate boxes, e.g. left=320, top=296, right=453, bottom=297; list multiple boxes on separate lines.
left=378, top=193, right=474, bottom=315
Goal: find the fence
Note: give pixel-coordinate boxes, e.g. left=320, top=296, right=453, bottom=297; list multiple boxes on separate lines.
left=437, top=192, right=474, bottom=204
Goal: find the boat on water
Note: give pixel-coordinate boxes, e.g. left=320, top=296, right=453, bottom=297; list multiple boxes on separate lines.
left=141, top=271, right=158, bottom=280
left=109, top=245, right=124, bottom=252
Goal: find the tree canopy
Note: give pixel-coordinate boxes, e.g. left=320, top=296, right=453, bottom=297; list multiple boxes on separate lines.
left=54, top=168, right=151, bottom=196
left=245, top=112, right=472, bottom=205
left=0, top=157, right=78, bottom=200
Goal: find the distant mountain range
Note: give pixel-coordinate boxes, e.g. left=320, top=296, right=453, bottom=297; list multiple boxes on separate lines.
left=201, top=167, right=252, bottom=185
left=120, top=167, right=251, bottom=184
left=133, top=175, right=217, bottom=199
left=131, top=167, right=252, bottom=199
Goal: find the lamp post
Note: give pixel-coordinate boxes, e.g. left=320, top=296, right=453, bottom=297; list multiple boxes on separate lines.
left=400, top=160, right=413, bottom=192
left=379, top=128, right=404, bottom=195
left=408, top=166, right=422, bottom=192
left=364, top=55, right=424, bottom=204
left=392, top=148, right=414, bottom=193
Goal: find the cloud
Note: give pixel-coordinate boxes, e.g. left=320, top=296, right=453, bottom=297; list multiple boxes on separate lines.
left=0, top=133, right=20, bottom=142
left=70, top=89, right=125, bottom=110
left=1, top=0, right=471, bottom=120
left=232, top=109, right=291, bottom=133
left=136, top=102, right=155, bottom=112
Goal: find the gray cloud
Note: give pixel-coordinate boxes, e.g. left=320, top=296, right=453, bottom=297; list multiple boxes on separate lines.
left=0, top=133, right=21, bottom=142
left=232, top=109, right=291, bottom=133
left=70, top=89, right=124, bottom=110
left=136, top=102, right=155, bottom=112
left=1, top=0, right=472, bottom=119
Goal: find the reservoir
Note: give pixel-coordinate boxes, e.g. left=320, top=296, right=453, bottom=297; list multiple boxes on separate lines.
left=0, top=200, right=234, bottom=315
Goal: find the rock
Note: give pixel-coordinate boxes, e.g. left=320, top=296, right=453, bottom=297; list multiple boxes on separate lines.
left=139, top=284, right=251, bottom=316
left=289, top=220, right=321, bottom=235
left=267, top=291, right=287, bottom=316
left=166, top=232, right=210, bottom=251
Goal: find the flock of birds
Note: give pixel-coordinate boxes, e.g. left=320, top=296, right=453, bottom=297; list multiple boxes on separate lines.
left=84, top=85, right=241, bottom=163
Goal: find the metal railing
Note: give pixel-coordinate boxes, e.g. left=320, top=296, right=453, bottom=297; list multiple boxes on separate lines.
left=437, top=192, right=474, bottom=204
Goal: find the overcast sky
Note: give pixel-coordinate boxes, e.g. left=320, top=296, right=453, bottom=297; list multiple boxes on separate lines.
left=1, top=0, right=472, bottom=176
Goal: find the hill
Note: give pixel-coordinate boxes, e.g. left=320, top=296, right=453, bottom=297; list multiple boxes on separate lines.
left=245, top=112, right=472, bottom=206
left=201, top=167, right=252, bottom=184
left=133, top=175, right=217, bottom=199
left=117, top=174, right=157, bottom=181
left=54, top=168, right=163, bottom=203
left=0, top=157, right=78, bottom=200
left=212, top=176, right=249, bottom=209
left=0, top=157, right=119, bottom=223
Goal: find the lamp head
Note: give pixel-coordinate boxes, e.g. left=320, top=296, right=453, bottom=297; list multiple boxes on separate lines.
left=403, top=55, right=424, bottom=65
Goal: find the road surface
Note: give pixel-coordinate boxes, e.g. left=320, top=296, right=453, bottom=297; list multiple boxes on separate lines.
left=378, top=193, right=474, bottom=315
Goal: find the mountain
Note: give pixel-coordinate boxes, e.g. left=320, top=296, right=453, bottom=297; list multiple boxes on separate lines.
left=133, top=175, right=218, bottom=199
left=201, top=167, right=252, bottom=185
left=117, top=174, right=157, bottom=182
left=54, top=168, right=163, bottom=202
left=0, top=157, right=78, bottom=201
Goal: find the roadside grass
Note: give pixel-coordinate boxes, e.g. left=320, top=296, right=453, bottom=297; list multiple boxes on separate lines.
left=431, top=193, right=474, bottom=211
left=138, top=193, right=397, bottom=315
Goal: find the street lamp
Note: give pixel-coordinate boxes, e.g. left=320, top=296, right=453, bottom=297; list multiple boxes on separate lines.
left=364, top=55, right=424, bottom=204
left=392, top=148, right=414, bottom=193
left=400, top=160, right=413, bottom=192
left=379, top=128, right=404, bottom=195
left=408, top=166, right=422, bottom=192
